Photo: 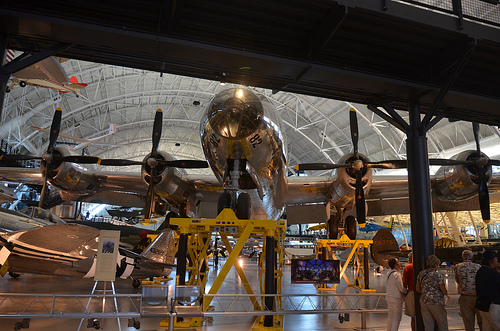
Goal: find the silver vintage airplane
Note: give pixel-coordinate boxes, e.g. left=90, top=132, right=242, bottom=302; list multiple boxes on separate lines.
left=0, top=223, right=175, bottom=287
left=1, top=87, right=500, bottom=240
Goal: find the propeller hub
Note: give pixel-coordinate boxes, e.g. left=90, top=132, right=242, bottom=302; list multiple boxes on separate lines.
left=352, top=159, right=364, bottom=171
left=42, top=153, right=53, bottom=163
left=147, top=158, right=158, bottom=167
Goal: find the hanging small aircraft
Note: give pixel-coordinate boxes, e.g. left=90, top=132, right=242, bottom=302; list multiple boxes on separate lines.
left=0, top=88, right=499, bottom=241
left=30, top=123, right=130, bottom=151
left=358, top=216, right=394, bottom=233
left=4, top=49, right=87, bottom=94
left=0, top=223, right=176, bottom=287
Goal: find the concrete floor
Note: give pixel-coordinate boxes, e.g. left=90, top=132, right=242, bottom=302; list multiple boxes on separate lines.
left=0, top=258, right=472, bottom=331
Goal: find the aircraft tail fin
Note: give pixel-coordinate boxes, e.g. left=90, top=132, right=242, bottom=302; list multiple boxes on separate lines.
left=140, top=228, right=176, bottom=265
left=371, top=228, right=405, bottom=268
left=108, top=123, right=117, bottom=134
left=59, top=76, right=88, bottom=93
left=4, top=49, right=16, bottom=65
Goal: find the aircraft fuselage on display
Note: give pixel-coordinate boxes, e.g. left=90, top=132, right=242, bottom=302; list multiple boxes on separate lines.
left=0, top=224, right=175, bottom=284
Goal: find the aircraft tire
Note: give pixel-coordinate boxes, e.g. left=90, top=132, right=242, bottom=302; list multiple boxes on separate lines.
left=327, top=215, right=340, bottom=239
left=132, top=278, right=141, bottom=288
left=345, top=215, right=357, bottom=240
left=5, top=87, right=10, bottom=93
left=236, top=192, right=251, bottom=219
left=8, top=272, right=20, bottom=278
left=217, top=191, right=232, bottom=215
left=19, top=81, right=26, bottom=87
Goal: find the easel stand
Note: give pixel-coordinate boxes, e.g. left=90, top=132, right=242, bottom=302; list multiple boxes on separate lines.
left=77, top=281, right=121, bottom=331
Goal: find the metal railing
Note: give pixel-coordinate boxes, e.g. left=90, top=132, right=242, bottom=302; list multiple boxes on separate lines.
left=0, top=291, right=462, bottom=331
left=396, top=0, right=500, bottom=28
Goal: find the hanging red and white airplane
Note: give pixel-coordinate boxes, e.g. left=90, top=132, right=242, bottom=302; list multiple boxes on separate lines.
left=4, top=49, right=87, bottom=94
left=0, top=87, right=499, bottom=240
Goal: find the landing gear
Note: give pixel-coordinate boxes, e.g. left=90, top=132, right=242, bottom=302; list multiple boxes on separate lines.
left=217, top=192, right=232, bottom=215
left=132, top=278, right=141, bottom=288
left=19, top=81, right=26, bottom=87
left=217, top=191, right=251, bottom=219
left=345, top=215, right=357, bottom=240
left=327, top=214, right=340, bottom=239
left=9, top=272, right=20, bottom=279
left=236, top=192, right=251, bottom=219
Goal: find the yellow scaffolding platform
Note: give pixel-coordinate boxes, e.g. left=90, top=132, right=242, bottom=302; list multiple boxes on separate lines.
left=315, top=234, right=374, bottom=292
left=168, top=209, right=286, bottom=329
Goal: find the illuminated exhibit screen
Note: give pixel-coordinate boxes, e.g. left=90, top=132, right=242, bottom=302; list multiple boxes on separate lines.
left=291, top=259, right=340, bottom=284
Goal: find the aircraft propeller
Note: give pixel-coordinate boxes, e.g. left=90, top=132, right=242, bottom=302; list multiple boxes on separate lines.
left=0, top=108, right=100, bottom=208
left=296, top=108, right=500, bottom=225
left=95, top=109, right=208, bottom=223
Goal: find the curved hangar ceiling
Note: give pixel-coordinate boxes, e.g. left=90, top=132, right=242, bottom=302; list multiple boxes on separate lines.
left=1, top=59, right=500, bottom=177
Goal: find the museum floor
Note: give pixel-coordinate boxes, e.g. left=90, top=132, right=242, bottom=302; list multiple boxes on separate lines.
left=0, top=258, right=472, bottom=331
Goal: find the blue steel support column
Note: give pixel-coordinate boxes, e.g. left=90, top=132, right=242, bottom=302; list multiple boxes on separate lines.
left=264, top=235, right=276, bottom=327
left=406, top=101, right=434, bottom=331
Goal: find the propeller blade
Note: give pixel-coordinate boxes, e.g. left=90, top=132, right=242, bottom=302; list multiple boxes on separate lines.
left=47, top=108, right=62, bottom=154
left=478, top=171, right=491, bottom=223
left=428, top=159, right=473, bottom=166
left=473, top=122, right=481, bottom=155
left=367, top=160, right=408, bottom=169
left=490, top=159, right=500, bottom=166
left=59, top=156, right=102, bottom=164
left=99, top=159, right=143, bottom=166
left=295, top=163, right=349, bottom=171
left=349, top=108, right=359, bottom=158
left=151, top=109, right=163, bottom=156
left=0, top=154, right=41, bottom=162
left=354, top=169, right=366, bottom=224
left=143, top=171, right=156, bottom=223
left=159, top=160, right=209, bottom=168
left=38, top=170, right=49, bottom=209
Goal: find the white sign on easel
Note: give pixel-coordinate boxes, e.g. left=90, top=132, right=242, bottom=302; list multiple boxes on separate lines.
left=94, top=230, right=120, bottom=281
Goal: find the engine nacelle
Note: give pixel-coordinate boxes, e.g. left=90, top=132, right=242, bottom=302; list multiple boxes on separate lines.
left=329, top=153, right=373, bottom=209
left=140, top=151, right=188, bottom=203
left=432, top=150, right=492, bottom=201
left=47, top=147, right=99, bottom=194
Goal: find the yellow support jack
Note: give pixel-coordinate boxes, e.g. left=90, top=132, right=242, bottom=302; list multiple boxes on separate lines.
left=169, top=209, right=286, bottom=329
left=141, top=276, right=172, bottom=285
left=315, top=234, right=375, bottom=292
left=252, top=315, right=284, bottom=330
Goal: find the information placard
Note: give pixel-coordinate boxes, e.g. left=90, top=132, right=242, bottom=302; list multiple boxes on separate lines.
left=94, top=230, right=120, bottom=281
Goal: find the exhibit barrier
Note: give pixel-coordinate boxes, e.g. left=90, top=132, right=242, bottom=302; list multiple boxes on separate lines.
left=0, top=291, right=461, bottom=330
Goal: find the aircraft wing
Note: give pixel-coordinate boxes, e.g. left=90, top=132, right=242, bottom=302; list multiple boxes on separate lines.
left=285, top=172, right=500, bottom=222
left=0, top=224, right=99, bottom=261
left=12, top=67, right=50, bottom=80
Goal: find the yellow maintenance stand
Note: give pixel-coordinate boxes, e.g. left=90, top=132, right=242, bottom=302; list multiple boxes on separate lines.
left=164, top=209, right=286, bottom=330
left=315, top=234, right=375, bottom=292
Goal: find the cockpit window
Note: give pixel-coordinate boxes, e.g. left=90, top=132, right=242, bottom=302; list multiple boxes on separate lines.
left=207, top=88, right=263, bottom=139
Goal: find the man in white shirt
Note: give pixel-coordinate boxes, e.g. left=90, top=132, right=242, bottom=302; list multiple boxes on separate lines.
left=386, top=258, right=408, bottom=331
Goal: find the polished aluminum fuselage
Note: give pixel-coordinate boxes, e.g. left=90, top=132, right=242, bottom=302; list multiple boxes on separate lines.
left=200, top=89, right=287, bottom=220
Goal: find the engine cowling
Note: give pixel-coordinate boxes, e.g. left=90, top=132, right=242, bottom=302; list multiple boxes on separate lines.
left=140, top=151, right=190, bottom=205
left=432, top=150, right=492, bottom=201
left=47, top=147, right=99, bottom=194
left=329, top=153, right=373, bottom=209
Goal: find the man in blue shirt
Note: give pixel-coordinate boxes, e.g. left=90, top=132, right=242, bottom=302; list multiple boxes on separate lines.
left=476, top=250, right=500, bottom=330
